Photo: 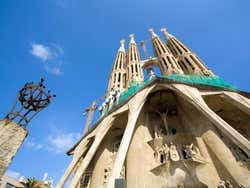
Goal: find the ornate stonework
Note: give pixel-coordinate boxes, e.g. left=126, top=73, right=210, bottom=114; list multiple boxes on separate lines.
left=57, top=29, right=250, bottom=188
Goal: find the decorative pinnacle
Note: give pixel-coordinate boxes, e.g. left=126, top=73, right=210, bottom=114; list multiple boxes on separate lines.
left=161, top=27, right=174, bottom=39
left=148, top=28, right=157, bottom=38
left=129, top=34, right=136, bottom=44
left=118, top=39, right=125, bottom=52
left=161, top=28, right=169, bottom=39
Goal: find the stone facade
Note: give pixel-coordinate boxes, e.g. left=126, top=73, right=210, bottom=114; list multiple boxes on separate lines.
left=0, top=120, right=27, bottom=178
left=57, top=82, right=250, bottom=188
left=0, top=175, right=24, bottom=188
left=57, top=29, right=250, bottom=188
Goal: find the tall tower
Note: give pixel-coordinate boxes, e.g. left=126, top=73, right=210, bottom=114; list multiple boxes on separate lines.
left=161, top=28, right=214, bottom=76
left=106, top=40, right=127, bottom=97
left=126, top=34, right=144, bottom=87
left=58, top=29, right=250, bottom=188
left=149, top=28, right=183, bottom=75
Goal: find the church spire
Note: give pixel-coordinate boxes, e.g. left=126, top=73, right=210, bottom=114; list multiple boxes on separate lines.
left=126, top=34, right=144, bottom=87
left=161, top=28, right=214, bottom=76
left=149, top=28, right=183, bottom=76
left=106, top=40, right=127, bottom=97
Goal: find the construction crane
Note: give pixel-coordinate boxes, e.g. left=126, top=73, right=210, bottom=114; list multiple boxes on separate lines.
left=140, top=39, right=158, bottom=77
left=82, top=96, right=104, bottom=135
left=140, top=40, right=151, bottom=59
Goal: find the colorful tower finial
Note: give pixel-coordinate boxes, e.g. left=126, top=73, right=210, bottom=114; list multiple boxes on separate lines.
left=148, top=28, right=158, bottom=38
left=126, top=34, right=144, bottom=87
left=161, top=28, right=214, bottom=76
left=119, top=39, right=125, bottom=52
left=149, top=28, right=183, bottom=75
left=129, top=34, right=136, bottom=44
left=106, top=40, right=127, bottom=97
left=161, top=28, right=170, bottom=40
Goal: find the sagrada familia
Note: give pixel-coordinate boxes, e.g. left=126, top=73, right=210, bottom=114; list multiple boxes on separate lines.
left=54, top=28, right=250, bottom=188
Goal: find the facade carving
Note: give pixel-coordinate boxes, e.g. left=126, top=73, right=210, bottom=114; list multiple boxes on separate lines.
left=57, top=29, right=250, bottom=188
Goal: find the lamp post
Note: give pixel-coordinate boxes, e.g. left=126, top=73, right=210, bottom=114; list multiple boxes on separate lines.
left=0, top=78, right=54, bottom=178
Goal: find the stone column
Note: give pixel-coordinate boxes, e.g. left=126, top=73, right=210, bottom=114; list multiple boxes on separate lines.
left=0, top=120, right=27, bottom=178
left=56, top=136, right=94, bottom=188
left=171, top=84, right=250, bottom=156
left=66, top=116, right=115, bottom=188
left=58, top=104, right=128, bottom=188
left=223, top=91, right=250, bottom=116
left=180, top=106, right=220, bottom=187
left=194, top=137, right=220, bottom=187
left=171, top=84, right=250, bottom=186
left=107, top=86, right=154, bottom=188
left=202, top=130, right=250, bottom=186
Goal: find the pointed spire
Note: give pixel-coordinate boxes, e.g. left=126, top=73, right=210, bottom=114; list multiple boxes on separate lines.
left=126, top=34, right=144, bottom=87
left=118, top=39, right=125, bottom=52
left=106, top=40, right=127, bottom=97
left=129, top=34, right=136, bottom=44
left=161, top=28, right=169, bottom=40
left=149, top=28, right=183, bottom=76
left=161, top=28, right=214, bottom=76
left=160, top=27, right=189, bottom=56
left=149, top=28, right=158, bottom=38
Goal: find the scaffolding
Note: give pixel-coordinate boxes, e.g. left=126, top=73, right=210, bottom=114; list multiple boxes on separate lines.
left=118, top=75, right=237, bottom=105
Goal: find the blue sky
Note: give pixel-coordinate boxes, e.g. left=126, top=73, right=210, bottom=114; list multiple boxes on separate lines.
left=1, top=0, right=250, bottom=185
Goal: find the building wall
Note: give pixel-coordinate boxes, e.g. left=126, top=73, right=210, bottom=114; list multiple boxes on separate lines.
left=78, top=88, right=250, bottom=188
left=0, top=175, right=24, bottom=188
left=84, top=113, right=128, bottom=188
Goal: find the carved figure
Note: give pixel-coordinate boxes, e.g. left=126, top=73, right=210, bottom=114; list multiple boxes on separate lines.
left=184, top=143, right=199, bottom=158
left=158, top=149, right=166, bottom=163
left=217, top=180, right=226, bottom=188
left=153, top=143, right=170, bottom=164
left=154, top=125, right=167, bottom=138
left=114, top=88, right=121, bottom=105
left=154, top=125, right=159, bottom=139
left=108, top=94, right=115, bottom=108
left=155, top=108, right=169, bottom=135
left=225, top=180, right=233, bottom=188
left=183, top=143, right=206, bottom=163
left=163, top=143, right=170, bottom=160
left=170, top=142, right=180, bottom=161
left=103, top=167, right=111, bottom=184
left=100, top=102, right=107, bottom=116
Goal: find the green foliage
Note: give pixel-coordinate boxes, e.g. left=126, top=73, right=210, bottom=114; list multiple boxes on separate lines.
left=20, top=177, right=52, bottom=188
left=21, top=178, right=37, bottom=188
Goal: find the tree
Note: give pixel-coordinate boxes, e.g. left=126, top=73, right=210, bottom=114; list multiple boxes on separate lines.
left=21, top=177, right=52, bottom=188
left=21, top=177, right=37, bottom=188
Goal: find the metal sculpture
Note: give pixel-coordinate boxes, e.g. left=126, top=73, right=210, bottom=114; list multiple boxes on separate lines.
left=0, top=78, right=54, bottom=178
left=5, top=78, right=55, bottom=128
